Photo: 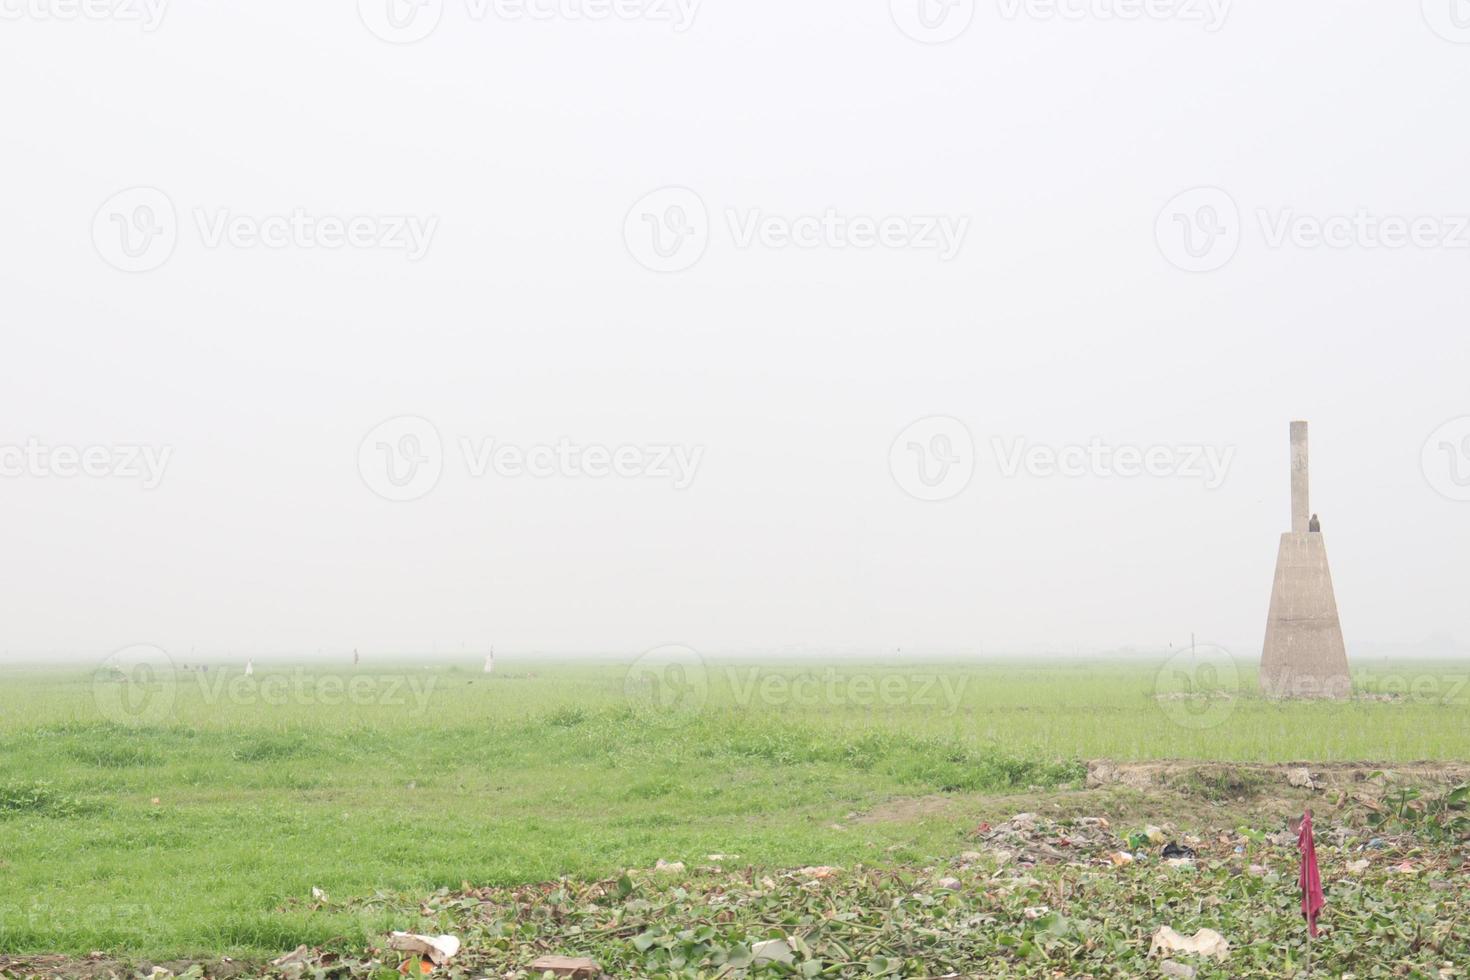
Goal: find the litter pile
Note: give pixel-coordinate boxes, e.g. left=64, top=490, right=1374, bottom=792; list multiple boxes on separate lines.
left=3, top=814, right=1465, bottom=978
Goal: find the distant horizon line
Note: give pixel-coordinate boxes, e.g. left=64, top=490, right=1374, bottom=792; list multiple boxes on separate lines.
left=3, top=637, right=1468, bottom=666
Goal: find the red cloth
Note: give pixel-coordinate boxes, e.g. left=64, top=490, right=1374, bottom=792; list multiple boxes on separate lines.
left=1298, top=809, right=1325, bottom=937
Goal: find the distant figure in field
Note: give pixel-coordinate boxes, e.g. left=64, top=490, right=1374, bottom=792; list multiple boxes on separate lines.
left=353, top=648, right=360, bottom=666
left=245, top=659, right=254, bottom=677
left=1309, top=513, right=1321, bottom=533
left=484, top=648, right=495, bottom=675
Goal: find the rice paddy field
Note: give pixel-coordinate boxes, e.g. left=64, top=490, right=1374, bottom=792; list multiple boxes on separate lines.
left=1, top=655, right=1468, bottom=972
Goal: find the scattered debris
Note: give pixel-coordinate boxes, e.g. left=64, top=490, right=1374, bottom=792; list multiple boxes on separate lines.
left=936, top=876, right=963, bottom=890
left=387, top=933, right=460, bottom=966
left=1288, top=768, right=1320, bottom=790
left=796, top=865, right=841, bottom=880
left=1023, top=905, right=1050, bottom=920
left=750, top=938, right=795, bottom=966
left=978, top=813, right=1118, bottom=865
left=1160, top=960, right=1198, bottom=979
left=1149, top=926, right=1230, bottom=961
left=271, top=946, right=310, bottom=968
left=653, top=859, right=685, bottom=874
left=310, top=886, right=327, bottom=901
left=1161, top=842, right=1196, bottom=860
left=1109, top=851, right=1134, bottom=867
left=529, top=955, right=601, bottom=977
left=1346, top=859, right=1370, bottom=874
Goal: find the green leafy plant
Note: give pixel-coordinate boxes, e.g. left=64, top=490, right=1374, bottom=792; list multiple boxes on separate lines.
left=1367, top=783, right=1470, bottom=841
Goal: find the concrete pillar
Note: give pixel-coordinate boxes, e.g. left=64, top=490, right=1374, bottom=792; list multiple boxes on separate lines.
left=1261, top=420, right=1350, bottom=699
left=1290, top=420, right=1309, bottom=534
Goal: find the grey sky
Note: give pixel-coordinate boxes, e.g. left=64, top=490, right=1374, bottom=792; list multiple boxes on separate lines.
left=2, top=0, right=1468, bottom=659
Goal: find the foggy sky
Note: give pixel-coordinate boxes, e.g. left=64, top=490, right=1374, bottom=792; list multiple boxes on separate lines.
left=2, top=0, right=1468, bottom=660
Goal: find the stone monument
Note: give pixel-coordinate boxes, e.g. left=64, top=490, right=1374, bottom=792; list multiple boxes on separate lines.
left=1259, top=421, right=1352, bottom=698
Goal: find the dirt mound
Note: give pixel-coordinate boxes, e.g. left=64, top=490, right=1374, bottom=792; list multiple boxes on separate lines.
left=852, top=793, right=955, bottom=823
left=1087, top=760, right=1470, bottom=799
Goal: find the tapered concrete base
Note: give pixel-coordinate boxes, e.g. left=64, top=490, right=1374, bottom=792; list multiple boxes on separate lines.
left=1260, top=532, right=1352, bottom=699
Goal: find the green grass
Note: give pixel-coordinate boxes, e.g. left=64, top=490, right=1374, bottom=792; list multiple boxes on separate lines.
left=0, top=656, right=1466, bottom=959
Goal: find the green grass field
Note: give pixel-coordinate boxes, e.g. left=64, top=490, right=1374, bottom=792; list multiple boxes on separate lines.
left=1, top=656, right=1467, bottom=965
